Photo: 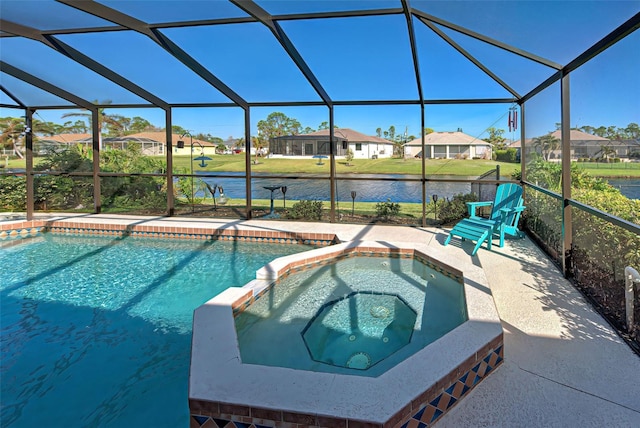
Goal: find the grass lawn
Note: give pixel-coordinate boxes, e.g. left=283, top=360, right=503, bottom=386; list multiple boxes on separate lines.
left=172, top=155, right=521, bottom=177
left=573, top=162, right=640, bottom=177
left=5, top=155, right=639, bottom=178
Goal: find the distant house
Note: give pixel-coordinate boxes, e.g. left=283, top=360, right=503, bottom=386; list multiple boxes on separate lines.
left=510, top=130, right=638, bottom=160
left=34, top=132, right=216, bottom=156
left=269, top=128, right=394, bottom=159
left=404, top=131, right=492, bottom=159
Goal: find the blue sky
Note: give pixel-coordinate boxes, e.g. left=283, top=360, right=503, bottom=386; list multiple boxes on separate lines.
left=1, top=0, right=638, bottom=140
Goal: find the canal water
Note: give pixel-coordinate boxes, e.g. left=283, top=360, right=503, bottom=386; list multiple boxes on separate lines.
left=197, top=174, right=640, bottom=203
left=198, top=172, right=500, bottom=203
left=607, top=178, right=640, bottom=200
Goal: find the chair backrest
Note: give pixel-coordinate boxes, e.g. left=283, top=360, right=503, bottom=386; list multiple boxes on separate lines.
left=490, top=183, right=523, bottom=224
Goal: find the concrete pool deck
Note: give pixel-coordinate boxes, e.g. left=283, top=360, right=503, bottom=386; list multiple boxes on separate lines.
left=3, top=214, right=640, bottom=426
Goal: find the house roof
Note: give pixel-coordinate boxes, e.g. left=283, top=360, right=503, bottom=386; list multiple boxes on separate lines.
left=123, top=132, right=213, bottom=146
left=288, top=128, right=393, bottom=144
left=36, top=132, right=213, bottom=146
left=37, top=133, right=91, bottom=143
left=405, top=131, right=489, bottom=146
left=549, top=130, right=609, bottom=141
left=510, top=130, right=610, bottom=148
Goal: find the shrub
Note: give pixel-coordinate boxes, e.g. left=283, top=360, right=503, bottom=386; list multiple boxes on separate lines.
left=0, top=175, right=26, bottom=211
left=345, top=148, right=354, bottom=165
left=375, top=199, right=400, bottom=219
left=495, top=148, right=518, bottom=163
left=289, top=200, right=323, bottom=220
left=436, top=193, right=479, bottom=224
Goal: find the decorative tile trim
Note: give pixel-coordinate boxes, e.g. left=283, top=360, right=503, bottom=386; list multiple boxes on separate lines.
left=401, top=340, right=504, bottom=428
left=0, top=220, right=339, bottom=247
left=188, top=338, right=503, bottom=428
left=0, top=225, right=44, bottom=241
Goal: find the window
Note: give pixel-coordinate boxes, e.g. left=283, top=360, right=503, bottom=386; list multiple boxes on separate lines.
left=355, top=143, right=362, bottom=151
left=434, top=146, right=447, bottom=158
left=317, top=141, right=330, bottom=155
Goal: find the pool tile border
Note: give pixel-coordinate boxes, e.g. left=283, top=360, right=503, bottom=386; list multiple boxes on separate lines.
left=188, top=335, right=503, bottom=428
left=0, top=220, right=339, bottom=246
left=0, top=220, right=44, bottom=240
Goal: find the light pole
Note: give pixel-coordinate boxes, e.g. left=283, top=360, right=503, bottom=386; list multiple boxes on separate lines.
left=351, top=191, right=357, bottom=217
left=432, top=194, right=439, bottom=221
left=281, top=186, right=288, bottom=209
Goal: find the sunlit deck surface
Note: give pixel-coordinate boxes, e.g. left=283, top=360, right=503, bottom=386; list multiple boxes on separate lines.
left=4, top=214, right=639, bottom=426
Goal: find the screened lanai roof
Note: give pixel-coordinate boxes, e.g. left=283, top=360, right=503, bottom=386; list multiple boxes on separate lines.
left=0, top=1, right=638, bottom=110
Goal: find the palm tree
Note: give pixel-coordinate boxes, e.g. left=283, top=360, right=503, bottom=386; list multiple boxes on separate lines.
left=0, top=117, right=57, bottom=158
left=532, top=134, right=561, bottom=161
left=0, top=117, right=26, bottom=158
left=595, top=145, right=617, bottom=163
left=251, top=135, right=267, bottom=164
left=61, top=100, right=124, bottom=150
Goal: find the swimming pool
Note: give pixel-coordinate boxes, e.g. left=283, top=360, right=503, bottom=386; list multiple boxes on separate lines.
left=0, top=233, right=307, bottom=427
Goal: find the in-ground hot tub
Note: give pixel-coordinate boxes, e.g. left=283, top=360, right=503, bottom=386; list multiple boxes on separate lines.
left=189, top=241, right=503, bottom=427
left=234, top=252, right=468, bottom=377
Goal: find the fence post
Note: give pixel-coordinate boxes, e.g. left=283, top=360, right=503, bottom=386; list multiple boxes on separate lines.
left=625, top=266, right=640, bottom=334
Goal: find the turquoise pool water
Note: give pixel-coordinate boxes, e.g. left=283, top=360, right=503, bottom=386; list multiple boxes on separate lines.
left=0, top=234, right=306, bottom=427
left=235, top=256, right=467, bottom=377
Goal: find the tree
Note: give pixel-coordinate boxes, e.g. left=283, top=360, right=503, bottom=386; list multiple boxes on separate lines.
left=595, top=145, right=617, bottom=163
left=0, top=117, right=27, bottom=157
left=61, top=100, right=125, bottom=149
left=301, top=126, right=315, bottom=134
left=532, top=133, right=561, bottom=161
left=251, top=135, right=267, bottom=164
left=580, top=125, right=595, bottom=135
left=375, top=127, right=382, bottom=138
left=318, top=121, right=329, bottom=130
left=483, top=127, right=507, bottom=149
left=625, top=122, right=640, bottom=139
left=0, top=116, right=58, bottom=158
left=235, top=137, right=245, bottom=149
left=62, top=119, right=90, bottom=133
left=257, top=112, right=301, bottom=140
left=129, top=116, right=155, bottom=134
left=593, top=126, right=607, bottom=137
left=424, top=128, right=434, bottom=135
left=392, top=139, right=405, bottom=158
left=345, top=148, right=354, bottom=166
left=388, top=125, right=396, bottom=142
left=172, top=125, right=189, bottom=136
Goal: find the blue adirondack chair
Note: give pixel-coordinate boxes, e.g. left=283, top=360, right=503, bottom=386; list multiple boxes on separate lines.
left=444, top=183, right=525, bottom=255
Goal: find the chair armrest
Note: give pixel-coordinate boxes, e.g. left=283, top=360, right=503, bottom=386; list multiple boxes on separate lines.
left=467, top=201, right=493, bottom=217
left=500, top=206, right=526, bottom=214
left=499, top=206, right=526, bottom=223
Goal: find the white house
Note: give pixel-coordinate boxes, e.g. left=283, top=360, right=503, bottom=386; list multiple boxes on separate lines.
left=404, top=131, right=492, bottom=159
left=269, top=128, right=394, bottom=159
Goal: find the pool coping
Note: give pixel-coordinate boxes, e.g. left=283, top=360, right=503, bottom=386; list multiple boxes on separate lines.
left=0, top=217, right=338, bottom=247
left=189, top=240, right=503, bottom=427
